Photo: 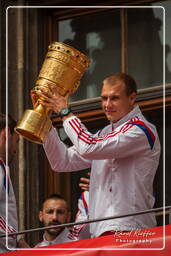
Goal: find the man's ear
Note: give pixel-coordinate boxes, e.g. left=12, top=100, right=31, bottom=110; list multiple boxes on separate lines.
left=39, top=211, right=43, bottom=222
left=129, top=92, right=137, bottom=105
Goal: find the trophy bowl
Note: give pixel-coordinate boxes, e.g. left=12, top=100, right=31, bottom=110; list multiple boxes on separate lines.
left=15, top=42, right=91, bottom=144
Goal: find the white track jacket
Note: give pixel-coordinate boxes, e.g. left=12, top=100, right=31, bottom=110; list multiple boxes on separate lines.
left=44, top=106, right=161, bottom=237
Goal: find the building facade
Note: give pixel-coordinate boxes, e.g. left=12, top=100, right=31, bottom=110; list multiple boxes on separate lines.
left=0, top=0, right=170, bottom=246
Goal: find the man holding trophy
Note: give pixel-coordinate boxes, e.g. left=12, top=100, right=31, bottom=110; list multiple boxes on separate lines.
left=16, top=42, right=160, bottom=238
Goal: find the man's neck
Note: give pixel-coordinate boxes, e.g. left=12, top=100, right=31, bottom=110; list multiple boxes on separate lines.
left=44, top=228, right=64, bottom=242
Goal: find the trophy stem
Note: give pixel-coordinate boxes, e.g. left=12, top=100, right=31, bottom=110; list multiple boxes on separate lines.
left=35, top=104, right=46, bottom=115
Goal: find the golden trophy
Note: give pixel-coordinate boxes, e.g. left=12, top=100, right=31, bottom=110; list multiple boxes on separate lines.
left=15, top=42, right=91, bottom=144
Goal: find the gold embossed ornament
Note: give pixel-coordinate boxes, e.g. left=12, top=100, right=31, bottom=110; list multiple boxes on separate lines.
left=15, top=42, right=91, bottom=144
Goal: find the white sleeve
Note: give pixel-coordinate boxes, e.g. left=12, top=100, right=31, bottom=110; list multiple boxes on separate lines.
left=72, top=191, right=90, bottom=240
left=63, top=116, right=158, bottom=160
left=76, top=191, right=89, bottom=222
left=43, top=127, right=91, bottom=172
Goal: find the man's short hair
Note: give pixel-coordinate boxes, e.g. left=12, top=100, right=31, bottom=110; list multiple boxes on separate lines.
left=103, top=72, right=137, bottom=95
left=45, top=194, right=65, bottom=201
left=41, top=194, right=68, bottom=210
left=0, top=113, right=17, bottom=134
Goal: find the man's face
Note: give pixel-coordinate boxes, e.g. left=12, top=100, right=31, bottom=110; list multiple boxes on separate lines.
left=8, top=131, right=19, bottom=164
left=101, top=81, right=136, bottom=123
left=39, top=199, right=70, bottom=240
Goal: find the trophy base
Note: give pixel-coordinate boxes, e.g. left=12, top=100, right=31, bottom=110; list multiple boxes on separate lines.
left=15, top=109, right=52, bottom=144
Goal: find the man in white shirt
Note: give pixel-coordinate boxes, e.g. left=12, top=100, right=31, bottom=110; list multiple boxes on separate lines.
left=34, top=72, right=161, bottom=238
left=35, top=194, right=77, bottom=247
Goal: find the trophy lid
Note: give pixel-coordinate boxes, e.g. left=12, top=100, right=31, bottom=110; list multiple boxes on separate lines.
left=48, top=41, right=91, bottom=68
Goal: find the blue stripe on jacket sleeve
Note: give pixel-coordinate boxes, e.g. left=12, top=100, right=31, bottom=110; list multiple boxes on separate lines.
left=130, top=122, right=155, bottom=150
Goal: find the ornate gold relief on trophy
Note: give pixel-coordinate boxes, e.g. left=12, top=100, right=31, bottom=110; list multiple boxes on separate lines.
left=15, top=42, right=91, bottom=144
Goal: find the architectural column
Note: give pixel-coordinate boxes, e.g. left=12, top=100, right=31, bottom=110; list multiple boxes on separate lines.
left=16, top=4, right=25, bottom=232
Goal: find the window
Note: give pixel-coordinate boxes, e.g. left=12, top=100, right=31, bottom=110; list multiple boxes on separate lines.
left=58, top=9, right=121, bottom=102
left=153, top=0, right=171, bottom=84
left=127, top=7, right=164, bottom=88
left=50, top=4, right=168, bottom=104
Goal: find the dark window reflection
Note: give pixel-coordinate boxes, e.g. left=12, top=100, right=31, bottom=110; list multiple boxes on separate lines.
left=58, top=9, right=121, bottom=102
left=127, top=7, right=166, bottom=88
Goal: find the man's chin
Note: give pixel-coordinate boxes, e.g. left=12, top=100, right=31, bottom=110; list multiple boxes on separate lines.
left=105, top=114, right=112, bottom=120
left=47, top=228, right=61, bottom=236
left=105, top=113, right=120, bottom=123
left=106, top=115, right=115, bottom=121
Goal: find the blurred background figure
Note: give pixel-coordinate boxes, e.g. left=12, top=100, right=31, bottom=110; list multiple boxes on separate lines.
left=0, top=113, right=29, bottom=252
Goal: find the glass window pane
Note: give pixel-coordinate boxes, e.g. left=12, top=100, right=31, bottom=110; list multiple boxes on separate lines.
left=58, top=9, right=121, bottom=102
left=127, top=7, right=164, bottom=89
left=153, top=1, right=171, bottom=84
